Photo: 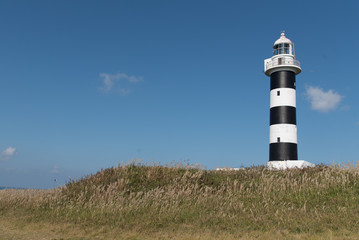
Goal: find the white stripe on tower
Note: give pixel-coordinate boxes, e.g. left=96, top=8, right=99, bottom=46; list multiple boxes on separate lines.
left=270, top=88, right=296, bottom=108
left=269, top=124, right=297, bottom=144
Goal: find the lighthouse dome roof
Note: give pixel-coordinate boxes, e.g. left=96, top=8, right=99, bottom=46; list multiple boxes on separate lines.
left=274, top=32, right=292, bottom=45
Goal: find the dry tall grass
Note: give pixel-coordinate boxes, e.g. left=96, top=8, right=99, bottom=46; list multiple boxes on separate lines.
left=1, top=162, right=359, bottom=239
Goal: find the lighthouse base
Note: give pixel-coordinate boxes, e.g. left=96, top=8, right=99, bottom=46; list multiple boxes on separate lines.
left=267, top=160, right=315, bottom=170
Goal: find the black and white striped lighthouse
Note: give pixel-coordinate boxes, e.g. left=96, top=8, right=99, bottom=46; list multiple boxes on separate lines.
left=264, top=32, right=314, bottom=169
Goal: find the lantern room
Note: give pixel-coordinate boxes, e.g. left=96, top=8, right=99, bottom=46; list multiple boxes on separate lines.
left=264, top=32, right=301, bottom=76
left=272, top=32, right=295, bottom=56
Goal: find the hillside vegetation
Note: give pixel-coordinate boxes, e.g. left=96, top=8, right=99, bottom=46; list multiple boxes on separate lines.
left=1, top=162, right=359, bottom=239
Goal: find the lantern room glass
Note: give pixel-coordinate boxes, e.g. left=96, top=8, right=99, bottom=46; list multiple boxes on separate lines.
left=273, top=43, right=292, bottom=56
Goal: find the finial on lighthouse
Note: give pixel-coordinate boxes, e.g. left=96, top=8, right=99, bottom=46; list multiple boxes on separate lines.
left=274, top=32, right=293, bottom=46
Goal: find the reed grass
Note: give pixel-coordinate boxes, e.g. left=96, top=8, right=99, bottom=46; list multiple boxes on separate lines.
left=1, top=161, right=359, bottom=239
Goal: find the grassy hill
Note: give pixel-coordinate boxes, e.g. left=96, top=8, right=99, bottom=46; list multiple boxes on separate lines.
left=1, top=162, right=359, bottom=239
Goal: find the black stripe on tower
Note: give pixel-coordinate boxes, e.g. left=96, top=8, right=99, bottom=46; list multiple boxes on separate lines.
left=269, top=70, right=298, bottom=161
left=270, top=143, right=298, bottom=161
left=270, top=106, right=296, bottom=125
left=270, top=71, right=296, bottom=90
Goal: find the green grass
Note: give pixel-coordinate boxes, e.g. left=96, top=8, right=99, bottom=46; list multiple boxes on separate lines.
left=1, top=161, right=359, bottom=239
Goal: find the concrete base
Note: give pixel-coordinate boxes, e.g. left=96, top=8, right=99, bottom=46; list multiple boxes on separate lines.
left=267, top=160, right=315, bottom=170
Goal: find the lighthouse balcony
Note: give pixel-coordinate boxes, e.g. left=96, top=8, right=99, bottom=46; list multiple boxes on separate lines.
left=264, top=56, right=301, bottom=76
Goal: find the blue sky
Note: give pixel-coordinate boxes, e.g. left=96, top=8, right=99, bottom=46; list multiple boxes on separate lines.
left=0, top=0, right=358, bottom=188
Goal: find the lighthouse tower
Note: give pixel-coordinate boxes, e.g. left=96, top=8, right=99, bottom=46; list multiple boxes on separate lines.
left=264, top=32, right=314, bottom=169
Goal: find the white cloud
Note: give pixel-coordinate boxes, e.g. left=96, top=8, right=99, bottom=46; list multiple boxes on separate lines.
left=100, top=73, right=115, bottom=92
left=305, top=86, right=343, bottom=113
left=0, top=147, right=16, bottom=161
left=3, top=147, right=16, bottom=156
left=99, top=72, right=143, bottom=94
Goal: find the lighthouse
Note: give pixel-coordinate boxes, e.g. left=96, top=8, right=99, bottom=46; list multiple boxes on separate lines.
left=264, top=32, right=314, bottom=169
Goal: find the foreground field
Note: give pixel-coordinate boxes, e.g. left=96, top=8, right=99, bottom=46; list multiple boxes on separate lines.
left=1, top=162, right=359, bottom=239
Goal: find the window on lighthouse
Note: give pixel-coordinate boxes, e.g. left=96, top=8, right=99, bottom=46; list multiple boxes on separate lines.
left=279, top=44, right=284, bottom=54
left=273, top=45, right=278, bottom=55
left=285, top=44, right=290, bottom=54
